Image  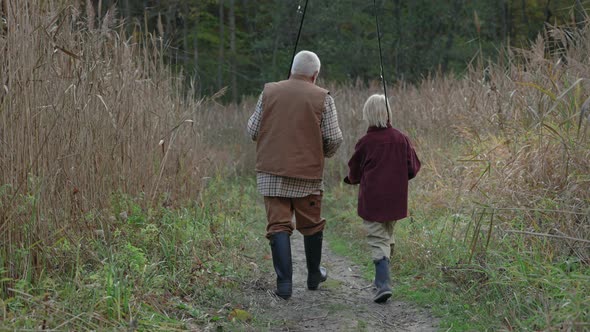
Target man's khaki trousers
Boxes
[264,194,325,238]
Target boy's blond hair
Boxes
[362,94,391,128]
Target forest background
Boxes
[114,0,588,100]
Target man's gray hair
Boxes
[363,94,392,128]
[291,50,321,76]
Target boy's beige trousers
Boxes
[363,220,397,261]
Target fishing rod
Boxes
[286,0,390,124]
[288,0,309,79]
[373,0,391,123]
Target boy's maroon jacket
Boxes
[345,124,421,222]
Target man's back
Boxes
[255,77,328,180]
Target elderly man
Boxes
[247,50,343,300]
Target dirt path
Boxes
[247,232,439,331]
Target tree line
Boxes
[89,0,588,101]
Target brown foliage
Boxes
[0,0,224,285]
[1,0,588,285]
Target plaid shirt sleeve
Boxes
[247,92,264,141]
[321,94,343,157]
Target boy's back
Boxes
[347,124,421,222]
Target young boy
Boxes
[344,94,421,303]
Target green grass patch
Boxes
[0,176,271,330]
[3,177,588,331]
[324,185,590,331]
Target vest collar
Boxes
[289,73,315,83]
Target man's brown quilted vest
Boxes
[255,76,328,180]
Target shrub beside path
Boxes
[244,232,439,331]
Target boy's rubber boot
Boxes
[373,257,392,303]
[304,231,328,290]
[270,232,292,300]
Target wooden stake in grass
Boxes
[468,208,485,264]
[578,96,590,138]
[86,0,94,30]
[150,119,194,207]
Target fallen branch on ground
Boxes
[502,229,590,244]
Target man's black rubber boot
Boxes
[373,257,392,303]
[270,232,292,300]
[304,231,328,290]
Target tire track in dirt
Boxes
[248,232,439,331]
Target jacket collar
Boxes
[367,123,392,133]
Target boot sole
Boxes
[274,291,291,300]
[307,270,328,290]
[373,290,392,303]
[307,277,326,290]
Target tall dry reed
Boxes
[0,0,236,288]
